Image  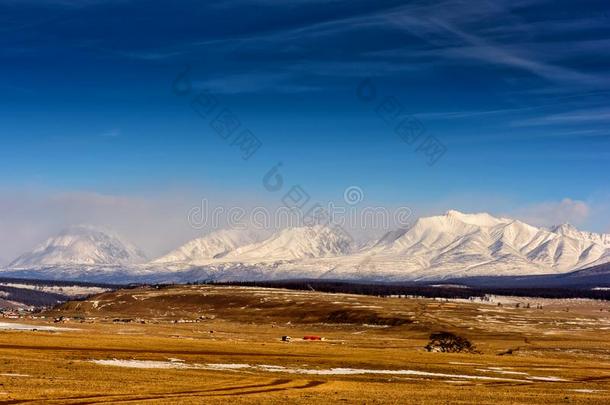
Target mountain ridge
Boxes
[3,211,610,284]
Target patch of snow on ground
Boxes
[477,367,529,376]
[91,360,192,369]
[527,376,567,382]
[571,389,605,393]
[205,363,252,370]
[91,360,526,381]
[0,322,77,331]
[0,283,110,298]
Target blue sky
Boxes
[1,0,609,260]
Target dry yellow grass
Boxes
[0,285,609,404]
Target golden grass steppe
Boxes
[0,285,609,404]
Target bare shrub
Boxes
[425,332,478,353]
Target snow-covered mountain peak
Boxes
[551,223,578,233]
[9,226,147,268]
[152,228,262,264]
[550,223,610,247]
[225,225,354,261]
[444,210,510,227]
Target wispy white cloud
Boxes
[513,107,610,126]
[195,72,320,94]
[510,198,590,227]
[381,14,607,87]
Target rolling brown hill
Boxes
[47,284,415,326]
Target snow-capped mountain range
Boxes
[3,211,610,283]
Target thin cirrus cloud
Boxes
[18,0,607,99]
[115,2,606,118]
[194,73,321,95]
[377,11,608,88]
[195,1,608,102]
[513,107,610,126]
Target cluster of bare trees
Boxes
[425,332,479,353]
